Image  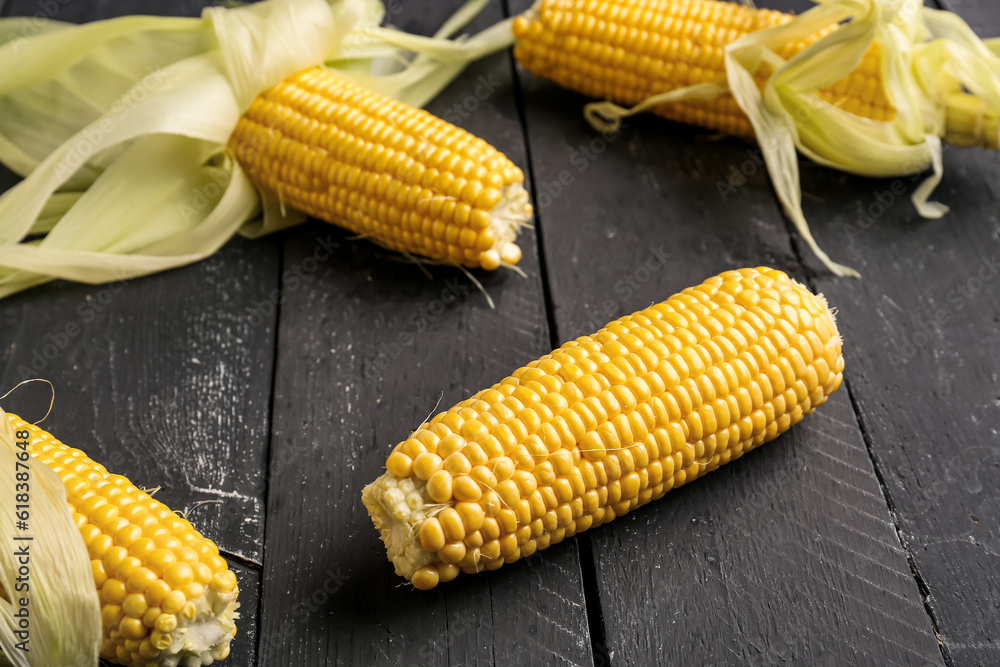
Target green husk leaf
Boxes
[26,193,83,236]
[0,409,101,666]
[205,0,352,110]
[584,0,1000,277]
[0,0,505,300]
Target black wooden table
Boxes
[1,0,997,665]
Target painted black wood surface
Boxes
[0,0,996,665]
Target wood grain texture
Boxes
[256,2,592,665]
[755,0,941,12]
[796,149,1000,667]
[0,236,279,561]
[508,0,944,663]
[228,562,262,667]
[13,0,211,21]
[0,1,275,664]
[769,0,1000,664]
[0,239,276,658]
[2,0,997,665]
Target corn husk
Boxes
[0,0,515,299]
[584,0,1000,276]
[0,408,101,666]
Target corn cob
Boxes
[364,267,843,589]
[6,414,239,667]
[229,68,531,271]
[512,0,894,137]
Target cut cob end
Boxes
[362,475,445,588]
[137,587,238,667]
[479,182,530,270]
[364,268,844,590]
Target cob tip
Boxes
[362,475,446,589]
[480,182,531,270]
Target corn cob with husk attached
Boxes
[0,0,532,300]
[513,0,896,135]
[2,414,239,667]
[508,0,1000,277]
[364,267,843,588]
[229,68,529,271]
[513,0,1000,146]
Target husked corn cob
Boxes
[7,415,239,667]
[512,0,894,137]
[230,68,531,271]
[364,267,843,589]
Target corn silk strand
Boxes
[585,0,1000,277]
[0,0,515,299]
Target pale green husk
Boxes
[0,0,515,299]
[585,0,1000,277]
[0,409,102,667]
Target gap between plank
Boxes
[252,240,286,667]
[841,378,954,666]
[499,0,562,346]
[499,1,605,664]
[775,183,953,667]
[577,533,611,667]
[220,548,264,571]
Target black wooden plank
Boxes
[0,238,278,564]
[781,3,1000,664]
[936,0,997,26]
[257,2,593,665]
[508,0,944,663]
[0,2,276,664]
[228,562,262,667]
[0,243,275,663]
[16,0,210,22]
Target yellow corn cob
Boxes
[364,267,843,589]
[512,0,895,137]
[7,415,239,667]
[229,68,531,271]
